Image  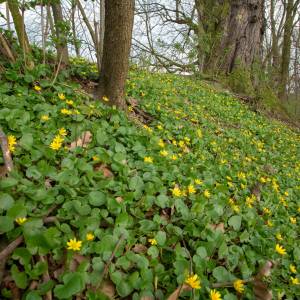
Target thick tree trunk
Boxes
[278,0,294,100]
[95,0,135,109]
[210,0,264,73]
[51,1,69,64]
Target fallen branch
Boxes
[0,128,13,176]
[0,236,24,261]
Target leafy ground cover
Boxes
[0,63,299,299]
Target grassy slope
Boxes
[0,67,299,299]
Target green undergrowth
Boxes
[0,63,299,300]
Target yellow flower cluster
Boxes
[148,238,157,246]
[50,135,64,150]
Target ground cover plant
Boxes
[0,62,299,299]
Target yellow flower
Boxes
[188,184,196,194]
[267,220,273,227]
[290,217,296,224]
[157,125,163,130]
[66,100,74,106]
[196,129,202,138]
[158,139,165,148]
[50,135,64,151]
[58,93,66,100]
[233,279,245,293]
[34,85,41,91]
[171,154,178,160]
[15,217,27,225]
[60,108,72,115]
[172,186,182,197]
[238,172,246,180]
[86,233,95,241]
[102,96,109,102]
[93,155,100,161]
[210,289,222,300]
[275,244,286,255]
[291,277,300,285]
[58,128,67,136]
[195,179,203,185]
[263,207,271,215]
[290,265,297,274]
[232,205,240,213]
[276,233,283,241]
[67,238,82,251]
[73,109,81,115]
[185,274,201,289]
[148,238,157,246]
[41,115,50,121]
[144,156,153,163]
[8,135,17,152]
[160,150,168,157]
[259,176,267,183]
[204,190,211,198]
[178,140,185,148]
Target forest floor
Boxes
[0,63,299,299]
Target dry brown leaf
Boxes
[69,131,92,149]
[210,223,225,233]
[94,163,113,178]
[98,280,115,299]
[132,244,147,254]
[253,261,274,300]
[167,284,192,300]
[44,178,53,189]
[116,196,123,203]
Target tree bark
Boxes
[95,0,135,109]
[210,0,264,73]
[51,1,69,64]
[278,0,296,100]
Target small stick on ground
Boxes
[96,234,125,288]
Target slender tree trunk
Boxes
[51,1,69,64]
[71,1,80,57]
[211,0,265,73]
[99,0,105,66]
[278,0,294,100]
[7,0,33,67]
[95,0,135,109]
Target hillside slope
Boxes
[0,67,299,299]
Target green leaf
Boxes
[25,291,42,300]
[147,246,159,258]
[0,193,14,210]
[228,215,242,231]
[19,133,33,151]
[129,176,144,191]
[0,177,18,188]
[0,216,14,233]
[96,129,108,145]
[54,272,85,299]
[116,281,133,297]
[11,265,28,289]
[89,191,106,206]
[212,266,234,282]
[155,231,166,246]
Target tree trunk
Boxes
[51,1,69,64]
[7,0,33,68]
[211,0,264,73]
[95,0,135,109]
[278,0,295,100]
